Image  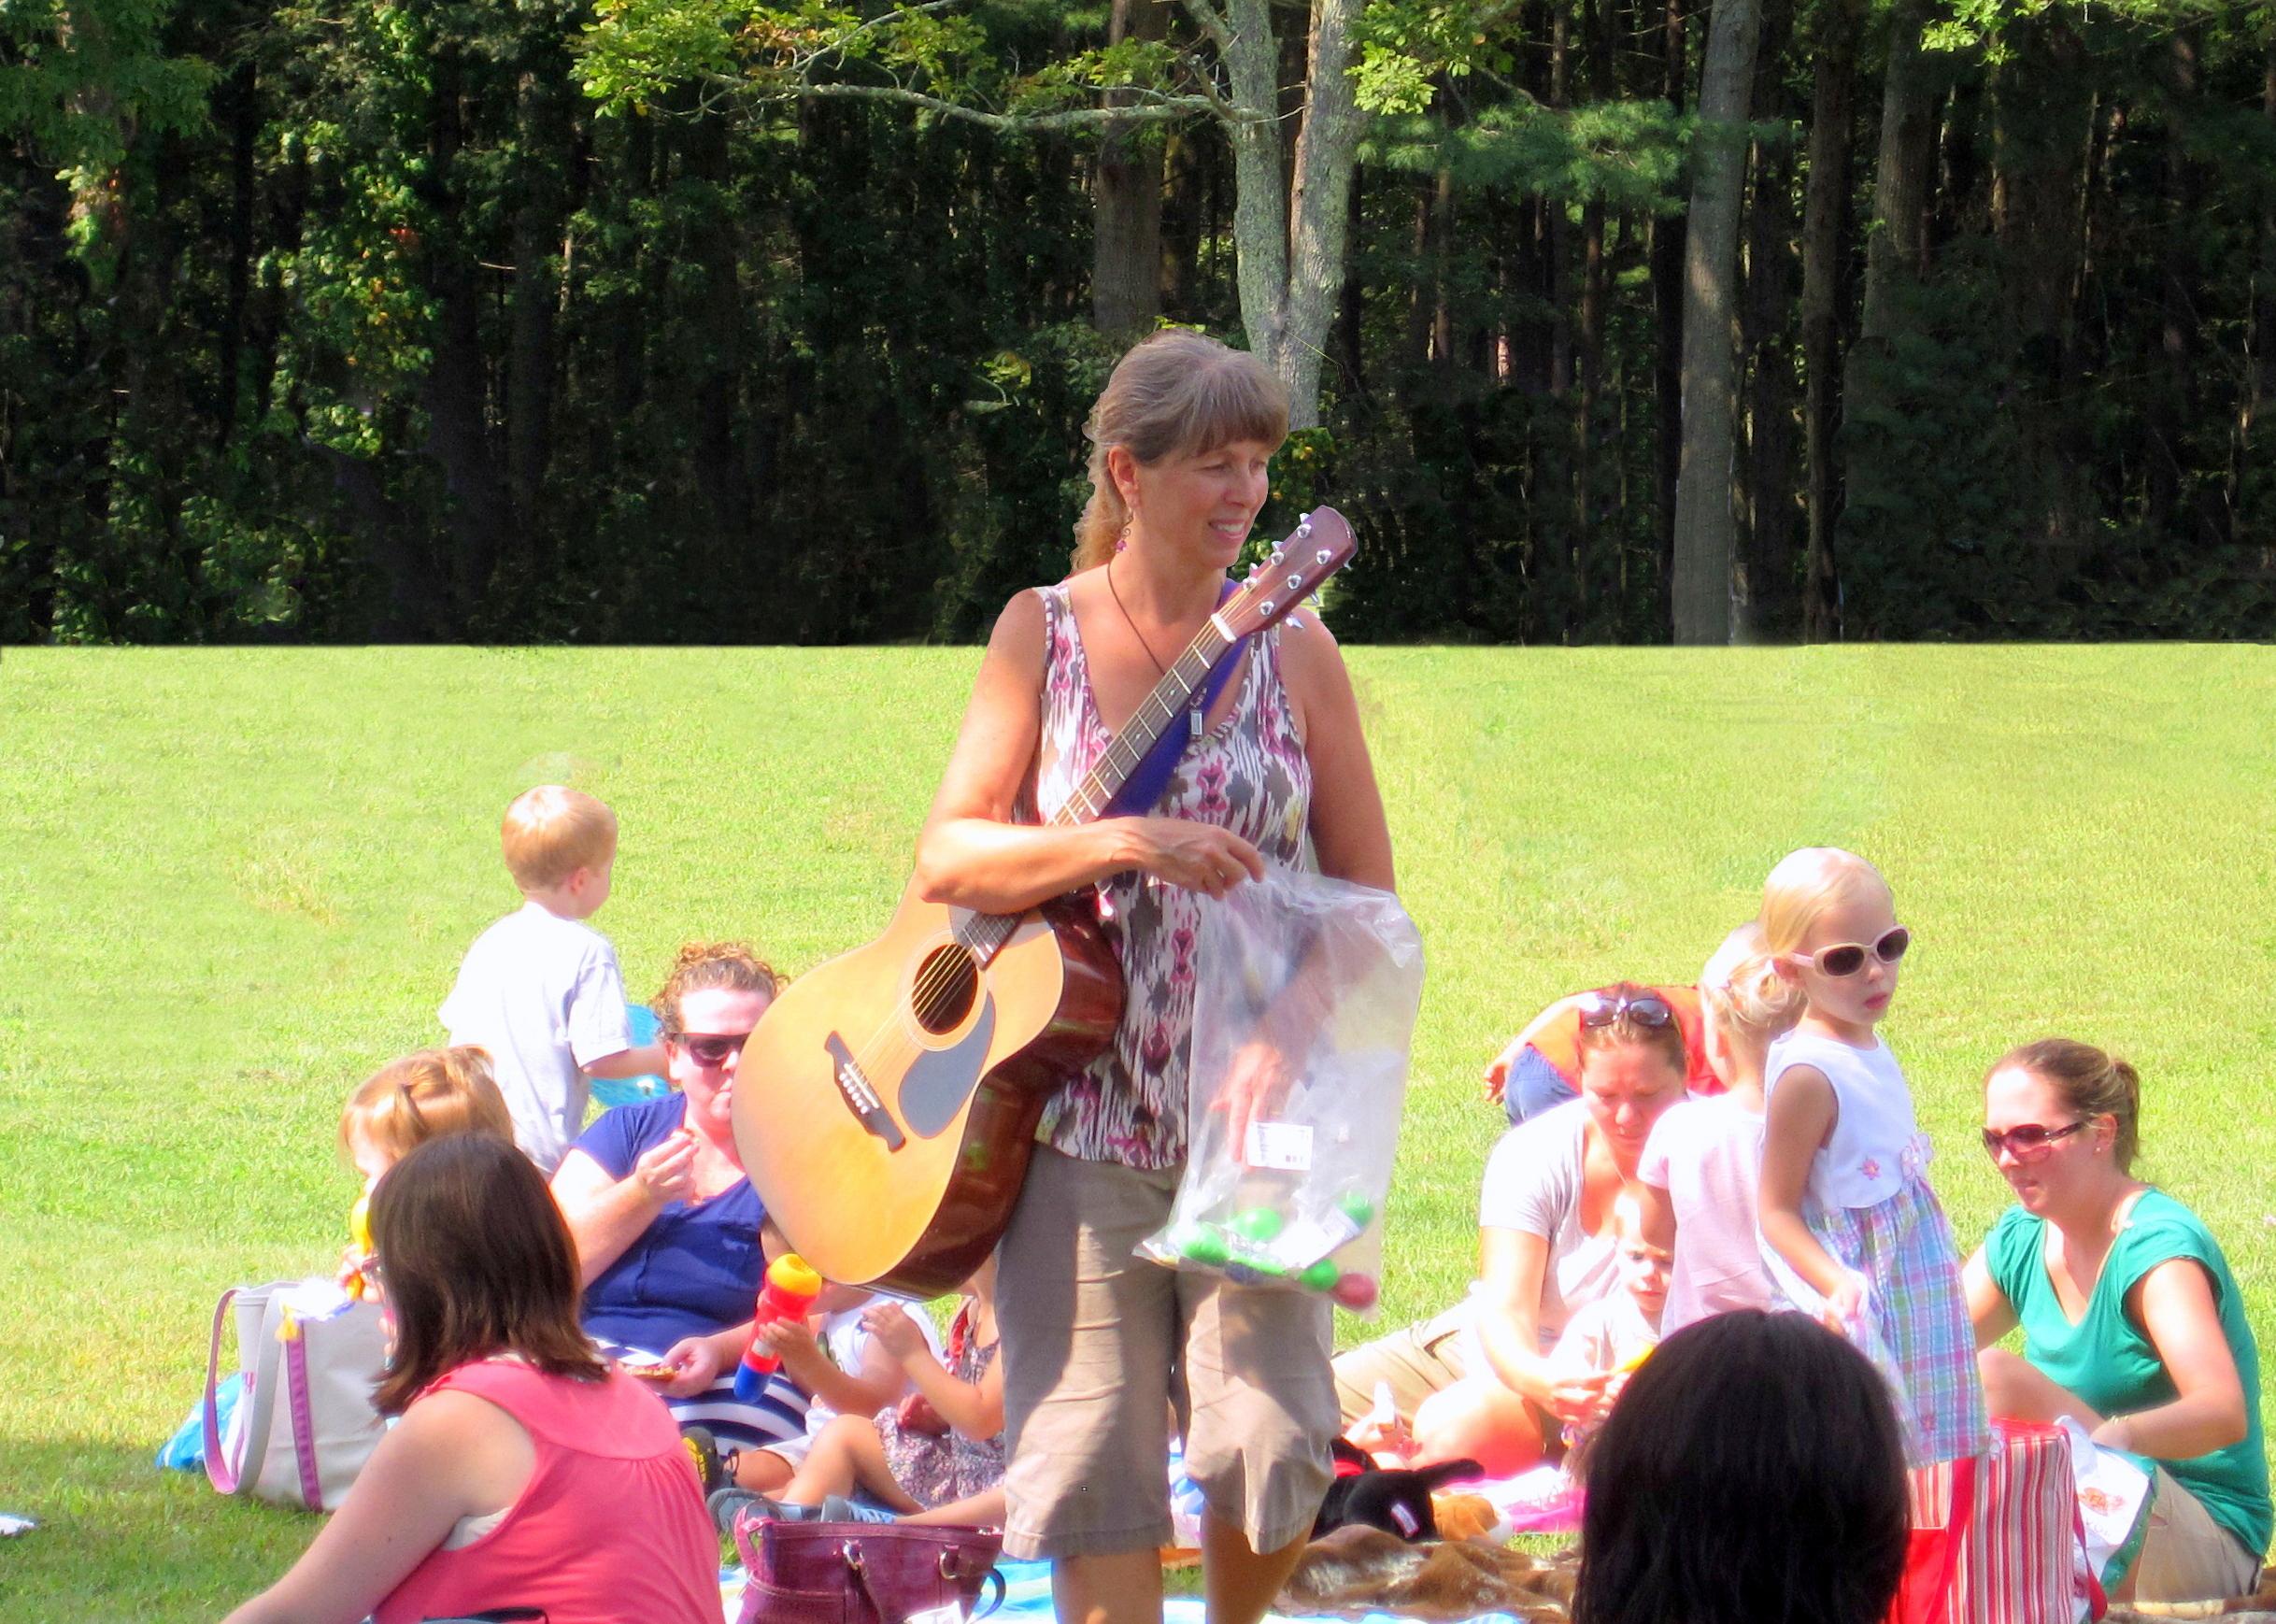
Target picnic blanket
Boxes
[718,1560,1557,1623]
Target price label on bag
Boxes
[1244,1119,1314,1171]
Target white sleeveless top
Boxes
[1763,1031,1927,1210]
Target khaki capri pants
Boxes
[996,1147,1338,1561]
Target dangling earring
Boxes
[1115,519,1131,554]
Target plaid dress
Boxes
[1762,1034,1991,1468]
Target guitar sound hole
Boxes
[912,946,980,1035]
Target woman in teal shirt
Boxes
[1963,1038,2269,1603]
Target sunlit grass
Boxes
[1,644,2269,1618]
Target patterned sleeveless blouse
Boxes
[1027,582,1314,1170]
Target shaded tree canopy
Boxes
[3,0,2271,644]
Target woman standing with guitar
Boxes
[913,329,1395,1624]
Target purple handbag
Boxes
[732,1515,1005,1624]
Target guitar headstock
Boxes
[1221,507,1355,638]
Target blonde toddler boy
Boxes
[440,786,667,1172]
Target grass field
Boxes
[1,644,2271,1620]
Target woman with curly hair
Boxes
[550,940,807,1471]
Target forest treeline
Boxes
[4,0,2273,645]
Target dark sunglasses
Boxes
[1794,926,1911,979]
[1577,990,1675,1030]
[677,1031,754,1068]
[1981,1120,2085,1162]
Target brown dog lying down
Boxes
[1279,1524,1580,1623]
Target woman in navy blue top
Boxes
[551,942,806,1453]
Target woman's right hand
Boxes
[1117,817,1265,898]
[633,1129,697,1204]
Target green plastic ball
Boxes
[1232,1206,1285,1243]
[1336,1190,1376,1227]
[1174,1224,1230,1267]
[1297,1259,1341,1291]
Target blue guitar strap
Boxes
[1101,580,1246,819]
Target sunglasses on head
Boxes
[1981,1120,2085,1161]
[1577,990,1675,1030]
[1793,926,1911,979]
[677,1031,754,1068]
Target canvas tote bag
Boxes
[202,1280,389,1512]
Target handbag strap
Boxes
[839,1532,1006,1624]
[282,1331,325,1510]
[204,1287,280,1497]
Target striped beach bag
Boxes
[1895,1420,2101,1624]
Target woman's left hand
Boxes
[657,1334,724,1398]
[1213,1039,1291,1167]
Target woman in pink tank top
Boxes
[223,1136,718,1624]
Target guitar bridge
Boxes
[823,1033,905,1151]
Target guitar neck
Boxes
[1051,621,1234,830]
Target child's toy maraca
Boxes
[732,1253,823,1402]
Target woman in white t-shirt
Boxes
[1333,986,1691,1474]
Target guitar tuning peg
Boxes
[1285,573,1301,590]
[1270,549,1284,566]
[1316,548,1330,564]
[1261,599,1277,617]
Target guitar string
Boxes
[843,523,1336,1089]
[838,525,1335,1098]
[841,600,1240,1090]
[843,630,1226,1088]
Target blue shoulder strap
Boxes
[1100,580,1246,820]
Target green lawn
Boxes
[2,645,2270,1620]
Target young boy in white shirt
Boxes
[440,786,666,1172]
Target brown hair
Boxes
[367,1134,605,1416]
[653,940,785,1040]
[1071,330,1289,572]
[340,1046,515,1170]
[1988,1037,2143,1175]
[1573,981,1691,1081]
[501,785,618,892]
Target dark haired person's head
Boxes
[1573,1310,1908,1624]
[366,1134,604,1415]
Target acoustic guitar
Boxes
[733,509,1358,1297]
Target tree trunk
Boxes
[216,61,257,448]
[1209,0,1366,428]
[506,51,572,563]
[1735,0,1796,642]
[1093,0,1171,335]
[2147,32,2210,543]
[2243,35,2276,533]
[1650,0,1687,602]
[1669,0,1761,644]
[1857,0,1937,341]
[1799,0,1860,640]
[420,45,512,632]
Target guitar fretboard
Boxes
[953,614,1236,962]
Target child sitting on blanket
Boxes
[683,1295,945,1496]
[338,1046,515,1292]
[711,1258,1004,1530]
[1549,1188,1670,1448]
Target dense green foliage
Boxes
[3,0,2272,643]
[1,646,2271,1617]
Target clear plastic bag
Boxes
[1139,865,1425,1315]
